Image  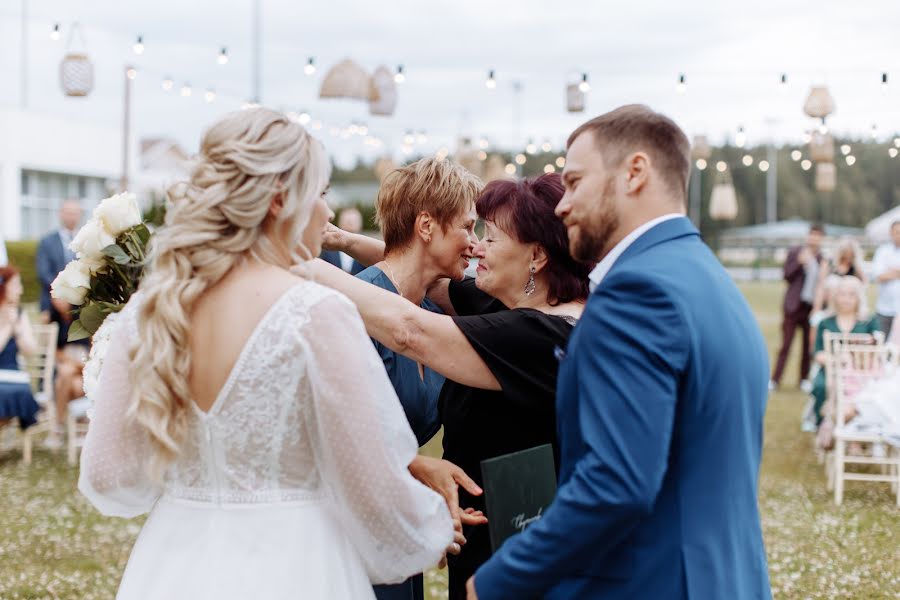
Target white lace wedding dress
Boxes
[78,280,453,599]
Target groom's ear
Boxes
[624,152,650,196]
[268,192,285,218]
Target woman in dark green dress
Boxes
[811,275,881,425]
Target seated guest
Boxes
[312,173,590,600]
[320,207,367,274]
[811,275,881,427]
[0,266,40,430]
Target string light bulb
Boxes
[526,141,537,155]
[742,155,753,166]
[801,159,812,171]
[485,69,497,89]
[676,73,687,94]
[735,126,746,148]
[515,153,527,165]
[403,131,415,145]
[556,156,566,168]
[716,161,727,172]
[217,47,229,65]
[304,57,316,76]
[791,150,802,161]
[541,141,552,152]
[478,138,489,149]
[180,83,192,97]
[758,160,770,172]
[126,67,137,80]
[544,164,555,174]
[870,124,878,140]
[477,151,487,161]
[695,159,707,170]
[505,164,516,175]
[161,77,174,92]
[846,155,856,166]
[780,73,788,86]
[889,148,898,158]
[579,73,590,93]
[299,111,311,125]
[882,72,889,93]
[204,88,216,103]
[394,65,405,84]
[50,23,61,41]
[133,35,144,55]
[840,144,851,156]
[894,137,900,148]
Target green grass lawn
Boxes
[1,282,898,599]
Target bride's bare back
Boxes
[187,262,301,413]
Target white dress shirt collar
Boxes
[588,214,685,292]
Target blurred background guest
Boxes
[771,223,824,391]
[871,220,900,336]
[0,266,40,431]
[810,275,880,428]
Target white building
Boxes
[0,108,137,240]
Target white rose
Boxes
[82,312,119,399]
[70,218,115,260]
[94,192,142,237]
[51,260,91,305]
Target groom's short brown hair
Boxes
[568,104,691,202]
[376,157,482,253]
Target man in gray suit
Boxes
[36,199,84,348]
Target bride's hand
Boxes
[437,523,467,568]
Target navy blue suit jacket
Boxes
[36,231,69,312]
[475,217,771,599]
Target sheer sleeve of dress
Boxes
[301,289,454,584]
[78,301,162,518]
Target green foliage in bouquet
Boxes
[50,192,152,341]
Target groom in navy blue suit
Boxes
[470,106,771,599]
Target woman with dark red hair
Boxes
[311,173,590,598]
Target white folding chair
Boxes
[66,396,91,465]
[21,323,59,465]
[830,345,900,506]
[820,332,883,473]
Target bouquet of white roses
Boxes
[51,192,150,341]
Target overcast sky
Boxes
[1,0,899,167]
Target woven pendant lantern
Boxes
[709,174,738,221]
[60,23,94,97]
[809,131,835,163]
[368,66,397,116]
[566,83,585,113]
[319,59,370,100]
[691,135,712,161]
[815,162,836,192]
[803,86,835,119]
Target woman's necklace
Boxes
[381,260,406,299]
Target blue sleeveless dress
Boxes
[0,335,40,429]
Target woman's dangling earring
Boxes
[524,265,536,296]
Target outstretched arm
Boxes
[321,224,385,268]
[307,259,500,390]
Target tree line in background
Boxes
[331,137,900,237]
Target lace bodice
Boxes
[78,279,453,583]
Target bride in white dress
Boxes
[78,108,456,599]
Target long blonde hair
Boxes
[130,108,331,480]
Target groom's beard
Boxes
[572,177,618,265]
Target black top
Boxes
[439,309,573,498]
[448,277,506,316]
[440,303,574,597]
